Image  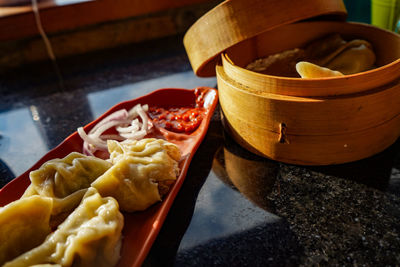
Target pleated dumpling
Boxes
[305,34,376,75]
[324,39,376,75]
[92,138,181,212]
[24,152,112,198]
[23,152,112,226]
[0,196,53,265]
[4,188,124,267]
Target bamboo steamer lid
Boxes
[183,0,347,77]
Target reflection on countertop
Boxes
[172,127,400,266]
[0,35,399,266]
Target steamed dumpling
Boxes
[305,34,376,75]
[24,152,112,198]
[246,33,376,77]
[23,152,112,226]
[296,61,344,78]
[4,188,124,267]
[304,33,346,66]
[324,40,376,75]
[92,138,181,212]
[0,196,53,265]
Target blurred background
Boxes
[344,0,371,23]
[0,0,397,72]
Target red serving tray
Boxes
[0,87,218,267]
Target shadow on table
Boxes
[196,130,304,266]
[308,138,400,193]
[142,117,224,267]
[0,158,15,188]
[174,219,302,267]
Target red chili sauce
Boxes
[148,89,208,134]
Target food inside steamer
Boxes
[246,33,376,78]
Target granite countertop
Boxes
[0,35,399,266]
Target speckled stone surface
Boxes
[0,35,399,266]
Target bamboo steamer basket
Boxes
[184,0,400,165]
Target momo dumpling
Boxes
[24,152,112,198]
[246,33,376,78]
[296,61,344,78]
[304,33,346,66]
[92,138,181,212]
[23,152,112,226]
[324,39,376,75]
[305,34,376,75]
[0,196,52,265]
[4,188,124,267]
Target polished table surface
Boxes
[1,36,399,266]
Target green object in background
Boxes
[396,16,400,32]
[343,0,371,23]
[371,0,400,31]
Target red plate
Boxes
[0,87,218,267]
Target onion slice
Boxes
[77,104,152,156]
[89,109,129,134]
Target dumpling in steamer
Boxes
[246,33,376,77]
[323,40,376,75]
[305,34,376,75]
[296,61,344,78]
[0,196,53,265]
[92,138,182,212]
[23,152,112,226]
[3,188,124,267]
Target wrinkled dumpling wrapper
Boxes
[324,40,376,75]
[23,152,112,226]
[0,196,53,265]
[4,188,124,267]
[305,34,376,75]
[24,152,112,198]
[92,138,181,212]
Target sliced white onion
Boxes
[78,127,108,151]
[89,109,129,134]
[78,103,152,156]
[83,140,95,156]
[128,104,148,119]
[90,119,131,138]
[120,129,147,140]
[116,119,140,133]
[137,106,149,131]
